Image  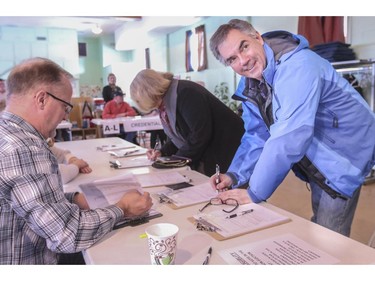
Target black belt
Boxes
[294,156,347,200]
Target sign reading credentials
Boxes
[123,116,163,132]
[103,121,121,135]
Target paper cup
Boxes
[145,223,179,265]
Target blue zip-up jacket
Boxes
[227,31,375,203]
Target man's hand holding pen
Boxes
[210,167,252,205]
[210,166,232,193]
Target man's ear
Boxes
[255,31,264,44]
[35,91,47,110]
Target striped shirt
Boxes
[0,112,123,264]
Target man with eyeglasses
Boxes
[209,19,375,237]
[0,57,152,264]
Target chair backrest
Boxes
[69,97,93,128]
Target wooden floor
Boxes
[268,172,375,246]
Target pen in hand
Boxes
[150,138,161,161]
[202,246,212,265]
[215,164,220,185]
[215,164,228,192]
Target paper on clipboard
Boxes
[108,148,147,158]
[111,156,153,169]
[189,203,291,241]
[135,170,189,188]
[157,182,217,209]
[97,143,136,151]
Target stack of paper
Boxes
[79,173,162,229]
[81,173,142,209]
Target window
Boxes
[185,25,207,72]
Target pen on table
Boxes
[226,209,254,219]
[123,149,139,156]
[202,246,212,265]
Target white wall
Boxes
[348,17,375,59]
[0,26,79,78]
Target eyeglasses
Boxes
[46,92,73,114]
[199,198,239,213]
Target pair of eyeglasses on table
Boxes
[199,198,239,213]
[196,198,239,232]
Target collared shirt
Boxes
[0,112,124,264]
[102,99,137,119]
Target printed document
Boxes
[108,148,147,158]
[219,233,340,264]
[79,173,162,228]
[97,143,136,151]
[112,156,153,169]
[135,170,189,188]
[80,173,142,209]
[158,182,217,208]
[193,203,290,240]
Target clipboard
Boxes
[156,182,217,210]
[187,203,291,241]
[113,212,163,230]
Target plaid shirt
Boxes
[0,112,123,264]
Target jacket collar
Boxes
[232,31,309,101]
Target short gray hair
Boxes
[210,19,258,65]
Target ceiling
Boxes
[0,16,204,38]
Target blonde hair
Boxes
[130,69,173,113]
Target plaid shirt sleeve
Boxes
[0,123,123,264]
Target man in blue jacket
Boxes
[209,19,375,236]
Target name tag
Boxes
[103,121,120,135]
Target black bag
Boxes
[152,155,191,169]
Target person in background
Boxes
[209,19,375,237]
[0,78,7,112]
[102,73,122,104]
[0,57,152,264]
[102,90,138,143]
[47,138,92,184]
[130,68,244,177]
